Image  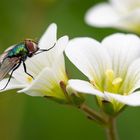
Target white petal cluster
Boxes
[85,0,140,33]
[0,23,69,101]
[65,33,140,109]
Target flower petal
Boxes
[46,36,68,68]
[105,91,140,106]
[39,23,57,50]
[53,36,68,60]
[52,53,67,83]
[102,33,140,78]
[120,9,140,32]
[85,1,140,32]
[0,78,25,92]
[18,67,66,99]
[85,3,120,27]
[65,37,111,81]
[68,79,104,97]
[110,0,140,13]
[12,56,44,85]
[30,35,68,69]
[122,58,140,93]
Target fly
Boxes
[0,39,55,90]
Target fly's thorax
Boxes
[24,39,39,57]
[8,43,28,58]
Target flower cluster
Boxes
[1,23,140,113]
[1,1,140,139]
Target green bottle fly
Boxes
[0,39,55,90]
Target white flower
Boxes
[65,33,140,111]
[85,0,140,33]
[0,23,70,102]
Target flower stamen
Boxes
[105,69,115,92]
[112,77,122,85]
[105,69,114,82]
[26,76,33,83]
[112,77,123,93]
[91,69,123,94]
[105,69,123,93]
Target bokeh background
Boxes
[0,0,140,140]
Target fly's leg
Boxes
[23,61,34,79]
[1,62,21,90]
[35,43,56,55]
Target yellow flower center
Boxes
[105,69,123,93]
[26,76,33,84]
[92,69,123,94]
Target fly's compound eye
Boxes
[25,39,39,54]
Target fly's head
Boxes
[25,39,39,57]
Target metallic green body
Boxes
[8,43,28,58]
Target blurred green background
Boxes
[0,0,140,140]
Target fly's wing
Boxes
[0,57,20,81]
[0,45,16,63]
[4,45,16,52]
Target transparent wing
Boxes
[0,45,15,63]
[4,45,16,52]
[0,57,20,81]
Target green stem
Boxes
[79,104,119,140]
[80,104,119,140]
[79,103,107,125]
[105,117,118,140]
